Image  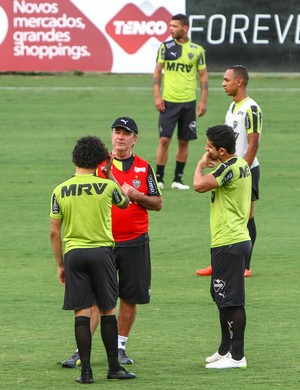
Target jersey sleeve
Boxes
[111,183,127,207]
[147,164,162,196]
[197,46,207,71]
[245,105,263,135]
[50,190,63,219]
[212,158,238,187]
[156,43,165,63]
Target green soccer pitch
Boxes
[1,72,299,389]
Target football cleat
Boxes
[107,367,136,380]
[118,348,134,364]
[171,181,190,190]
[195,265,212,276]
[244,269,252,277]
[62,350,81,368]
[157,181,164,190]
[206,356,247,369]
[205,351,231,363]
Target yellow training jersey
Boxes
[50,174,127,253]
[156,39,206,102]
[210,156,251,247]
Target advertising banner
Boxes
[0,0,299,73]
[187,0,300,72]
[0,0,185,72]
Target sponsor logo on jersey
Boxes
[166,40,176,49]
[61,183,107,197]
[105,3,172,54]
[52,193,60,214]
[239,164,251,178]
[148,174,158,195]
[166,62,193,72]
[134,166,146,173]
[222,169,234,184]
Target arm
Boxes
[244,132,259,167]
[50,218,65,286]
[153,62,165,112]
[193,152,218,193]
[197,68,208,117]
[121,182,163,211]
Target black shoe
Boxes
[107,367,136,380]
[76,367,93,384]
[62,350,81,368]
[118,348,134,364]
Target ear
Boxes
[183,25,189,33]
[236,77,244,87]
[218,147,226,156]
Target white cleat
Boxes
[157,181,164,190]
[205,356,247,369]
[205,351,231,363]
[171,181,190,190]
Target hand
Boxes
[155,97,165,112]
[58,265,65,287]
[101,153,115,177]
[197,100,207,117]
[199,152,218,169]
[121,182,138,201]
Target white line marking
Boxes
[0,87,299,92]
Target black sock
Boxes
[225,306,246,360]
[156,165,165,182]
[173,161,186,182]
[246,218,257,269]
[74,316,91,370]
[218,308,231,356]
[100,315,120,372]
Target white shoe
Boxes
[205,356,247,369]
[157,181,164,190]
[171,181,190,190]
[205,351,231,363]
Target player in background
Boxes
[153,13,208,190]
[196,65,262,277]
[194,125,252,369]
[62,117,162,369]
[50,136,135,383]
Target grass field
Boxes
[1,72,300,389]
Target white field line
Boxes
[0,86,300,92]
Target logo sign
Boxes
[0,0,186,73]
[105,3,172,54]
[186,0,300,72]
[0,0,113,72]
[213,279,226,293]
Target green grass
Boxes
[1,73,300,389]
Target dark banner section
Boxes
[186,0,299,72]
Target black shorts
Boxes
[158,100,197,141]
[251,165,260,201]
[210,241,252,308]
[63,247,118,312]
[114,235,151,304]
